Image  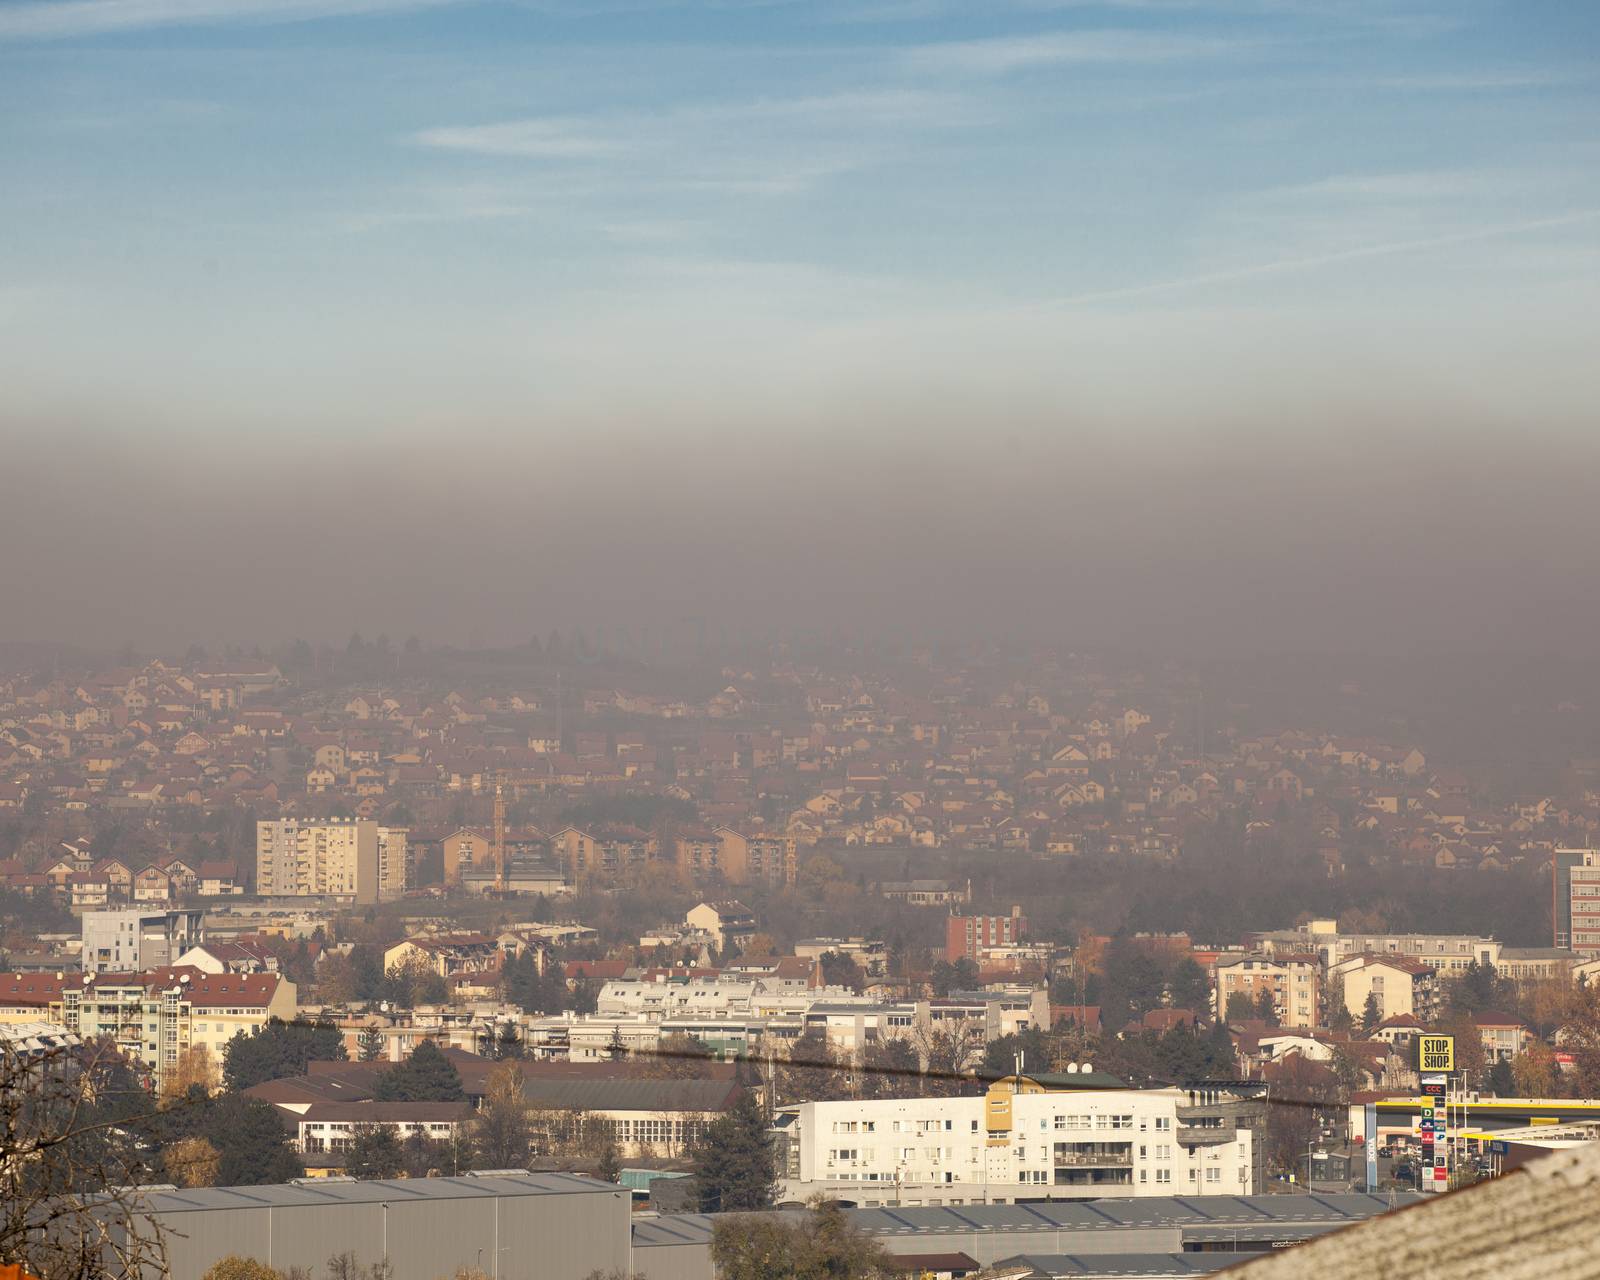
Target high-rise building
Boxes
[946,907,1027,963]
[256,818,407,903]
[1562,849,1600,955]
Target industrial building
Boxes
[116,1172,631,1280]
[628,1193,1419,1280]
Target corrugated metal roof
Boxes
[996,1252,1258,1276]
[1225,1142,1600,1278]
[123,1172,616,1214]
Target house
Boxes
[383,933,502,979]
[685,902,758,954]
[1474,1010,1533,1062]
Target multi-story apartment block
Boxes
[1562,849,1600,956]
[81,908,203,974]
[1260,920,1500,975]
[0,967,296,1091]
[256,818,407,903]
[1331,954,1440,1024]
[553,825,655,881]
[779,1077,1266,1206]
[1215,954,1321,1027]
[946,908,1028,964]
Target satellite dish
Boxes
[1082,1062,1093,1073]
[1066,1063,1079,1074]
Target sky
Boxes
[2,0,1598,652]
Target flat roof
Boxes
[120,1172,617,1214]
[630,1194,1417,1248]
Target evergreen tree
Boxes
[356,1026,385,1062]
[1361,992,1383,1034]
[373,1039,465,1102]
[211,1096,305,1186]
[1487,1057,1516,1098]
[345,1123,405,1179]
[223,1018,347,1092]
[493,1022,525,1061]
[1166,959,1211,1015]
[692,1090,776,1213]
[594,1123,622,1184]
[1253,988,1280,1027]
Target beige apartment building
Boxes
[1215,954,1321,1028]
[256,818,408,903]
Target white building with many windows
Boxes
[777,1076,1265,1207]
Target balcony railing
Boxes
[1176,1125,1236,1146]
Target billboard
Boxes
[1418,1035,1455,1072]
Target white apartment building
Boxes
[1260,920,1500,975]
[256,818,408,903]
[81,908,203,974]
[780,1082,1261,1207]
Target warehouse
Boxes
[628,1193,1419,1279]
[115,1172,631,1280]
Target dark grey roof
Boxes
[630,1195,1418,1250]
[119,1172,619,1214]
[519,1077,741,1114]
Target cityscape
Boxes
[4,0,1600,1275]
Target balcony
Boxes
[1054,1145,1133,1167]
[1177,1124,1237,1147]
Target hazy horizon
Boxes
[3,0,1597,654]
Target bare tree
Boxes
[1,1035,170,1278]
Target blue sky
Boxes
[2,0,1598,437]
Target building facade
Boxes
[81,908,203,975]
[1215,955,1321,1027]
[945,909,1028,964]
[779,1078,1264,1207]
[256,818,408,903]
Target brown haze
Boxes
[3,410,1594,658]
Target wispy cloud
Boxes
[1046,209,1600,307]
[412,88,982,195]
[902,29,1250,76]
[414,118,623,159]
[0,0,465,40]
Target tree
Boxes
[982,1027,1053,1077]
[1223,991,1256,1024]
[224,1018,347,1092]
[1511,1041,1560,1097]
[1487,1057,1516,1098]
[775,1031,849,1103]
[203,1258,284,1280]
[357,1026,386,1062]
[212,1094,305,1186]
[819,951,864,993]
[858,1037,920,1100]
[642,1032,713,1079]
[1,1037,170,1277]
[929,958,978,998]
[493,1022,525,1061]
[710,1200,894,1280]
[472,1063,530,1170]
[692,1090,776,1213]
[594,1123,622,1185]
[168,1135,221,1188]
[1253,987,1280,1027]
[165,1043,218,1098]
[1360,991,1383,1034]
[374,1040,465,1102]
[914,1020,985,1095]
[1166,958,1210,1015]
[346,1123,406,1179]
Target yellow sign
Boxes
[1419,1035,1455,1073]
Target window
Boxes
[1155,1169,1171,1184]
[1206,1168,1221,1183]
[1154,1117,1171,1131]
